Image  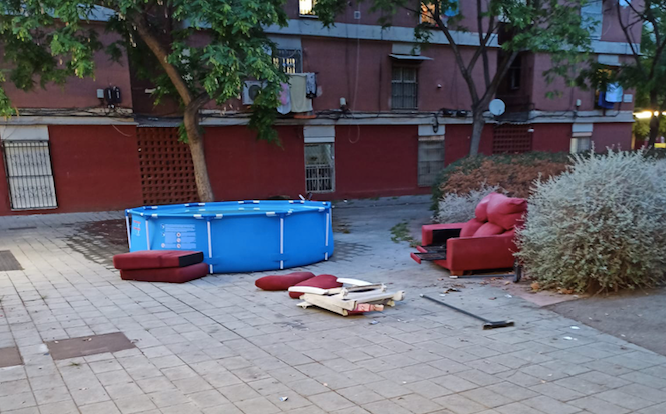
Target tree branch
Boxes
[131,14,195,106]
[430,3,479,103]
[616,0,644,72]
[476,0,491,88]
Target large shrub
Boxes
[436,184,499,224]
[516,151,666,293]
[432,152,570,211]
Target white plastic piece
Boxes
[193,214,203,219]
[337,278,373,286]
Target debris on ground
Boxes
[443,287,461,294]
[369,320,379,325]
[279,397,288,402]
[530,282,540,291]
[489,297,497,300]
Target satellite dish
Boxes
[489,99,506,116]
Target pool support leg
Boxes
[206,219,213,274]
[124,210,132,250]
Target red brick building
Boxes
[0,1,639,214]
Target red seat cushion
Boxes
[120,262,209,283]
[486,194,527,230]
[473,222,505,237]
[113,250,204,270]
[289,274,342,299]
[460,219,485,238]
[255,272,316,291]
[474,193,496,221]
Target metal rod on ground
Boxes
[420,294,514,330]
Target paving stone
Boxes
[521,395,582,414]
[569,396,631,414]
[433,393,488,414]
[79,401,122,414]
[234,396,281,414]
[362,399,413,414]
[391,393,444,414]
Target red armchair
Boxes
[411,193,526,276]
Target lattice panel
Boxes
[492,124,533,154]
[136,127,199,205]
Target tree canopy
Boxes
[0,0,290,201]
[314,0,593,156]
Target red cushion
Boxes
[474,193,496,221]
[492,212,525,231]
[473,222,505,237]
[460,219,485,238]
[114,250,204,270]
[487,194,527,230]
[255,272,316,291]
[289,274,342,299]
[120,262,209,283]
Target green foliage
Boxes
[516,150,666,293]
[0,1,289,143]
[316,0,592,95]
[634,116,666,141]
[0,1,102,100]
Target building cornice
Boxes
[265,19,641,56]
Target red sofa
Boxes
[411,192,526,275]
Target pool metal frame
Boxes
[125,200,333,274]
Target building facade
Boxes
[0,1,639,214]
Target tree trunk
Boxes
[469,109,486,157]
[183,105,215,202]
[648,114,661,148]
[648,92,661,148]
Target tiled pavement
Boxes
[1,201,666,414]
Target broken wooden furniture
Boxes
[288,278,405,316]
[411,192,526,276]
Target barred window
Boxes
[305,143,334,192]
[273,49,302,74]
[392,66,418,110]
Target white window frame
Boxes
[571,123,593,153]
[418,135,445,187]
[0,125,58,210]
[304,126,335,193]
[300,0,317,16]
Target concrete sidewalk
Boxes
[0,199,665,414]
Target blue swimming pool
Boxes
[125,200,334,273]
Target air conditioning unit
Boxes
[242,81,265,105]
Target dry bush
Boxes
[516,151,666,293]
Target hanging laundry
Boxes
[306,73,317,99]
[289,74,313,113]
[277,82,291,115]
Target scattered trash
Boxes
[488,297,497,300]
[323,383,328,387]
[402,381,407,384]
[505,294,512,298]
[530,282,540,291]
[444,288,461,293]
[279,397,288,402]
[83,338,92,342]
[450,276,458,279]
[504,281,511,285]
[621,334,626,337]
[54,341,59,344]
[570,326,580,330]
[562,336,578,341]
[369,320,379,325]
[79,387,87,391]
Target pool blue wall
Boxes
[127,201,334,273]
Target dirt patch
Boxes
[65,219,129,268]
